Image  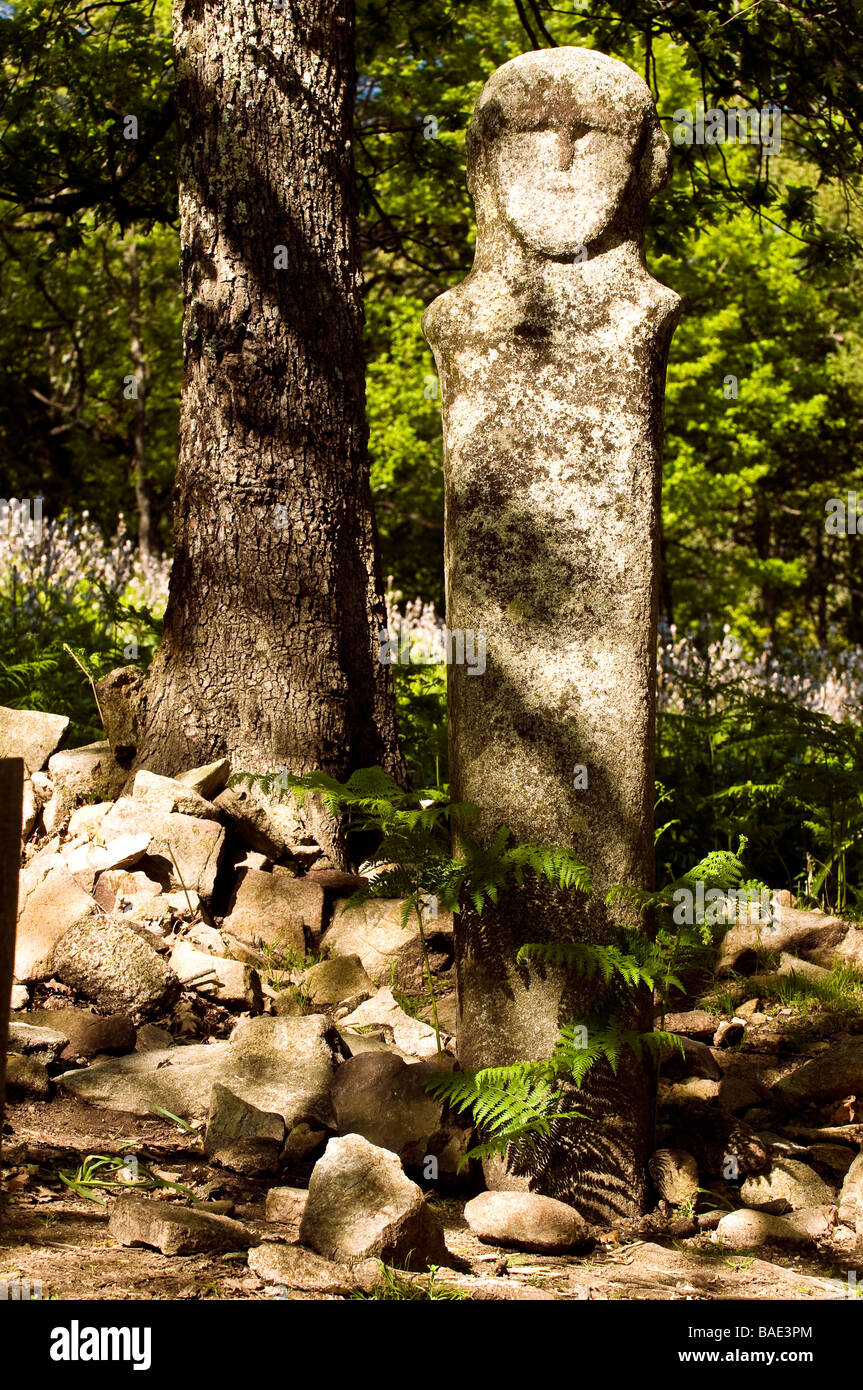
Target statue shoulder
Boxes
[422,278,476,353]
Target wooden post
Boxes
[0,757,23,1158]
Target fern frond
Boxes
[515,940,660,990]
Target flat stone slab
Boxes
[6,1020,69,1064]
[58,1013,342,1127]
[248,1242,382,1295]
[109,1195,255,1256]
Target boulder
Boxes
[95,666,143,760]
[0,705,68,773]
[323,898,454,992]
[299,1134,449,1270]
[222,868,323,954]
[100,799,225,901]
[220,1014,342,1130]
[170,940,262,1010]
[132,770,221,821]
[773,1039,863,1109]
[204,1083,284,1174]
[4,1052,51,1098]
[661,1010,717,1041]
[21,777,39,840]
[715,1205,836,1249]
[339,988,442,1060]
[109,1195,254,1256]
[838,1151,863,1232]
[811,925,863,971]
[14,865,99,982]
[43,741,126,835]
[135,1024,173,1052]
[68,801,114,839]
[648,1148,700,1206]
[330,1052,468,1171]
[740,1158,834,1214]
[213,786,291,860]
[176,759,231,798]
[718,906,847,976]
[301,954,374,1009]
[15,1007,136,1060]
[713,1018,746,1048]
[58,1013,342,1126]
[248,1242,381,1296]
[50,918,179,1017]
[463,1191,588,1253]
[659,1035,721,1081]
[6,1020,69,1065]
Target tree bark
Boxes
[136,0,402,788]
[0,758,23,1160]
[126,235,152,569]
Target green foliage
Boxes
[279,766,591,1055]
[658,678,863,914]
[350,1263,467,1301]
[427,835,751,1176]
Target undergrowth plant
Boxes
[260,766,762,1178]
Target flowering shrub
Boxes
[0,513,169,741]
[658,622,863,724]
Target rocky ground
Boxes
[3,705,863,1301]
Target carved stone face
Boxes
[467,48,671,260]
[491,118,637,256]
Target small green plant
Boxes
[149,1106,202,1136]
[57,1153,192,1204]
[350,1262,467,1300]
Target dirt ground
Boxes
[0,1092,852,1302]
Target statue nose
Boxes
[554,127,590,171]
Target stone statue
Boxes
[423,47,680,1221]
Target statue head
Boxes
[467,48,671,258]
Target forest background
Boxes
[1,0,863,912]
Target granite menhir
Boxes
[423,48,680,1221]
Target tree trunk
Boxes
[126,235,152,569]
[136,0,402,790]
